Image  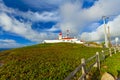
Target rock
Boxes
[93,63,97,67]
[103,65,108,69]
[117,78,120,80]
[101,72,115,80]
[0,63,3,67]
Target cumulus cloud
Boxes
[0,39,15,43]
[0,13,38,42]
[0,12,58,42]
[81,24,104,41]
[60,2,82,34]
[0,39,25,48]
[0,0,59,42]
[0,0,14,14]
[60,0,120,41]
[0,0,59,22]
[61,0,120,28]
[19,11,60,22]
[81,15,120,43]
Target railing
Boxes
[64,47,120,80]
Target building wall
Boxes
[43,39,84,44]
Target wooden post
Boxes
[109,48,112,57]
[117,47,120,52]
[114,48,116,54]
[96,52,100,70]
[102,50,105,60]
[81,58,86,80]
[116,47,118,52]
[119,47,120,52]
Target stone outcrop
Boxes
[101,72,115,80]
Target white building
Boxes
[43,32,84,44]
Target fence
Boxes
[64,47,120,80]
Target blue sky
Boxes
[0,0,120,48]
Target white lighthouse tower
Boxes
[59,32,62,40]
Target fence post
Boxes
[114,48,116,54]
[96,52,100,70]
[81,58,86,80]
[117,47,120,52]
[109,48,112,57]
[119,47,120,52]
[101,50,105,60]
[116,47,118,52]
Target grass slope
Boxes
[0,43,102,80]
[101,52,120,79]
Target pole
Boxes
[114,47,116,54]
[66,29,69,38]
[108,26,111,47]
[103,16,109,48]
[96,52,100,70]
[81,58,86,80]
[109,48,112,57]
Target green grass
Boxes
[100,52,120,78]
[0,43,102,80]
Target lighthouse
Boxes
[43,30,84,44]
[59,32,62,40]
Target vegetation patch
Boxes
[0,43,102,80]
[100,52,120,79]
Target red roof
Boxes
[59,32,62,35]
[62,37,74,40]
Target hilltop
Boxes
[0,43,102,80]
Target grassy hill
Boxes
[0,43,102,80]
[101,52,120,79]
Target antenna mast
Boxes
[66,29,70,38]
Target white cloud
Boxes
[0,12,58,42]
[59,0,120,36]
[0,0,15,14]
[84,0,120,19]
[0,39,25,48]
[80,25,104,41]
[0,0,59,22]
[0,0,59,42]
[60,2,83,34]
[19,11,60,22]
[81,15,120,43]
[108,15,120,38]
[57,0,120,43]
[0,39,15,43]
